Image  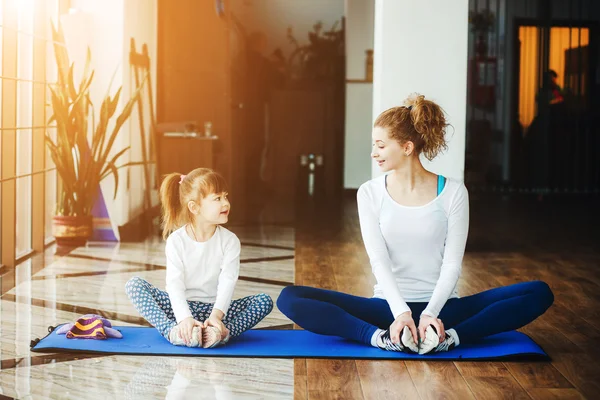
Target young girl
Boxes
[126,168,273,348]
[277,94,553,354]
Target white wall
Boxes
[344,84,373,188]
[234,0,345,58]
[344,0,375,189]
[67,0,124,98]
[61,0,158,237]
[346,0,375,79]
[372,0,469,180]
[123,0,159,225]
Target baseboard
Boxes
[118,205,161,242]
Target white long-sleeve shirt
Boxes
[165,225,241,323]
[357,174,469,319]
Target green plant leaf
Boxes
[46,27,141,217]
[106,161,120,200]
[67,64,78,102]
[98,85,142,169]
[100,161,147,180]
[100,146,130,179]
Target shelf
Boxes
[162,133,219,140]
[346,79,373,84]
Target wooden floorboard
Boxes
[294,195,600,399]
[455,362,530,400]
[355,360,421,400]
[294,359,308,400]
[526,388,586,400]
[307,359,364,400]
[405,361,476,400]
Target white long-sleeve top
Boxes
[165,225,241,323]
[357,174,469,319]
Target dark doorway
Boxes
[514,20,597,193]
[466,0,600,195]
[228,3,346,224]
[156,1,347,226]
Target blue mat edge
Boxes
[31,325,551,362]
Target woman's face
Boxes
[371,126,408,172]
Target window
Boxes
[0,0,60,268]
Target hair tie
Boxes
[179,174,187,184]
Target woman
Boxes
[277,94,553,354]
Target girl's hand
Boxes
[178,317,203,345]
[203,310,230,338]
[419,315,445,344]
[389,311,418,344]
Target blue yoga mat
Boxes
[31,326,548,360]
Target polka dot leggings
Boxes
[125,276,273,339]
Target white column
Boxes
[372,0,469,180]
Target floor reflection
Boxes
[0,225,295,399]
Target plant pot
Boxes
[52,215,93,247]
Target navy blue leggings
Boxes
[277,281,554,345]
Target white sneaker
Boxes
[418,325,440,355]
[431,334,457,353]
[401,326,419,353]
[376,326,418,353]
[219,332,231,345]
[202,326,223,349]
[169,326,203,347]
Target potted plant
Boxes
[469,9,495,57]
[286,21,344,83]
[46,24,140,247]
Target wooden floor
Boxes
[293,194,600,400]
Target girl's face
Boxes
[371,126,408,172]
[190,192,230,224]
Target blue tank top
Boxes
[437,175,446,195]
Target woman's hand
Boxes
[203,309,230,338]
[389,311,418,344]
[419,315,445,344]
[178,317,203,345]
